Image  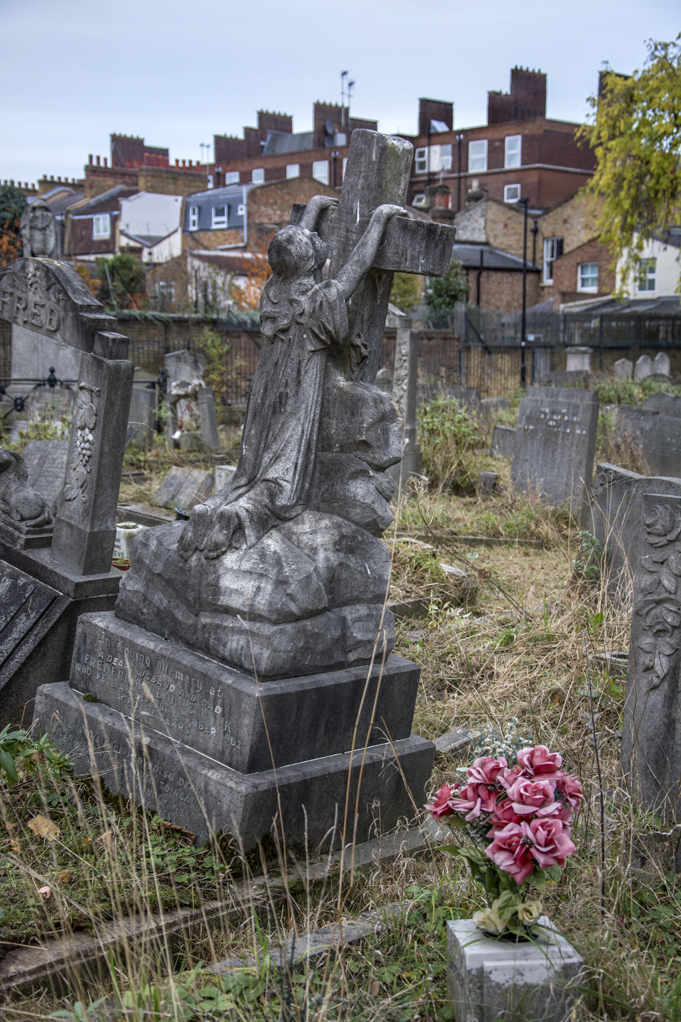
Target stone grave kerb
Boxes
[291,129,456,384]
[0,257,134,575]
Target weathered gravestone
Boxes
[587,462,681,601]
[20,439,69,513]
[634,355,654,382]
[491,425,516,459]
[617,400,681,478]
[0,256,133,726]
[152,467,214,511]
[653,352,672,378]
[565,346,592,372]
[127,385,157,449]
[34,129,455,849]
[388,311,422,491]
[622,493,681,825]
[511,386,598,517]
[614,358,633,381]
[164,351,220,452]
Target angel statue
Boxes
[178,195,404,562]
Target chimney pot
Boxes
[96,156,101,166]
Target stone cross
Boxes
[292,129,455,383]
[0,257,133,575]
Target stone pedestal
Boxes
[447,918,584,1022]
[565,346,592,373]
[34,610,434,848]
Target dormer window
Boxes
[188,206,199,230]
[93,213,111,239]
[212,205,227,229]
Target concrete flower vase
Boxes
[447,917,584,1022]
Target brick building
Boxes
[206,103,377,189]
[404,68,595,213]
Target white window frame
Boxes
[637,258,657,293]
[312,160,329,185]
[188,205,199,231]
[577,262,599,292]
[251,168,265,183]
[504,135,522,169]
[211,205,228,229]
[439,143,452,170]
[207,174,214,189]
[412,193,427,207]
[225,171,239,184]
[286,164,300,179]
[237,204,245,217]
[92,213,111,239]
[543,236,563,284]
[504,184,521,203]
[415,147,428,174]
[468,139,488,173]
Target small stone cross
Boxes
[292,129,455,382]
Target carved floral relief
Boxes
[635,502,681,689]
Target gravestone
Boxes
[511,386,598,517]
[617,404,681,477]
[653,352,672,378]
[622,492,681,822]
[214,464,236,493]
[565,346,592,372]
[152,467,214,511]
[388,312,422,491]
[34,129,454,850]
[481,397,509,416]
[634,355,654,382]
[614,358,633,381]
[198,387,220,452]
[0,256,133,727]
[164,351,219,452]
[490,425,516,459]
[127,386,157,449]
[448,385,481,409]
[20,439,69,512]
[587,462,681,601]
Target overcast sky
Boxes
[1,0,678,186]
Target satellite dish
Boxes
[325,118,334,136]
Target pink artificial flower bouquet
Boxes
[426,744,584,938]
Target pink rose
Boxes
[487,800,523,829]
[527,816,576,870]
[450,782,499,821]
[425,783,458,819]
[517,745,562,779]
[505,776,561,817]
[498,764,527,790]
[467,756,508,786]
[486,822,535,885]
[556,773,584,813]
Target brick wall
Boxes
[465,268,540,312]
[552,238,615,307]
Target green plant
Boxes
[0,724,71,785]
[199,327,230,416]
[572,529,606,583]
[96,253,147,310]
[424,259,468,312]
[418,396,487,493]
[390,271,421,312]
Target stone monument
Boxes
[34,129,456,849]
[617,400,681,477]
[164,351,220,452]
[511,386,598,519]
[622,493,681,822]
[0,256,133,726]
[565,346,592,373]
[388,310,422,491]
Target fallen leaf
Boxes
[369,980,381,997]
[9,839,20,853]
[98,830,114,850]
[58,870,70,884]
[28,815,60,842]
[551,692,561,706]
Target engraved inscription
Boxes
[0,260,64,332]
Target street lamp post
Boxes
[519,196,529,386]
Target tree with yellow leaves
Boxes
[579,36,681,290]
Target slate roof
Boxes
[452,243,540,272]
[261,131,315,156]
[562,296,681,316]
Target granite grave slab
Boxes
[511,385,598,517]
[152,467,214,511]
[617,404,681,477]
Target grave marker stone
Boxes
[653,351,672,377]
[127,386,157,449]
[0,256,133,726]
[622,492,681,821]
[214,464,236,493]
[634,355,654,382]
[491,425,515,459]
[34,129,453,849]
[511,386,598,517]
[587,462,681,600]
[152,466,214,511]
[614,358,633,380]
[565,346,592,372]
[388,312,422,490]
[617,404,681,477]
[20,439,69,512]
